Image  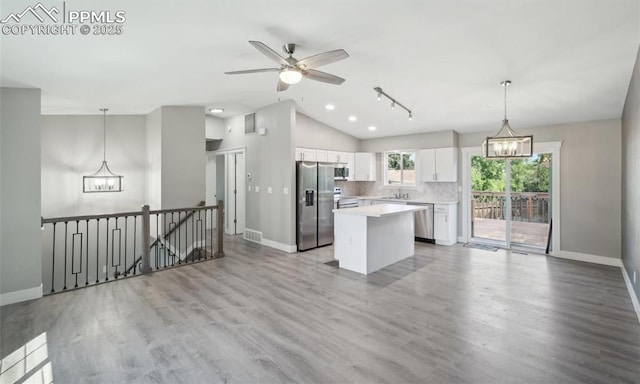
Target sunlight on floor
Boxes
[0,332,53,384]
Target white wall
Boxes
[0,87,42,305]
[206,115,225,139]
[295,113,359,151]
[42,115,148,217]
[216,100,296,249]
[359,130,458,152]
[459,119,622,260]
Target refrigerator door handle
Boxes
[305,190,315,206]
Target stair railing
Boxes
[41,200,224,294]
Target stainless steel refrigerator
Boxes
[297,161,335,251]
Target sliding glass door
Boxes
[470,153,552,250]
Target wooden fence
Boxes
[472,192,550,223]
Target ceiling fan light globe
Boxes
[279,68,302,84]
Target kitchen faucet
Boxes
[394,187,409,199]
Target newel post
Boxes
[215,200,225,258]
[141,204,152,273]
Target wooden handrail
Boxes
[42,201,213,225]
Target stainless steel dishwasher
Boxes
[413,203,434,242]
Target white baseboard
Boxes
[261,238,297,253]
[621,265,640,324]
[457,236,465,243]
[243,233,297,253]
[553,250,622,267]
[0,284,42,307]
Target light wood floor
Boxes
[1,237,639,383]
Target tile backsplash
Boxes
[335,180,459,202]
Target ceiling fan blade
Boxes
[249,40,289,66]
[224,68,280,75]
[303,69,345,85]
[296,49,349,69]
[277,79,289,92]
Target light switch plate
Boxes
[255,186,259,192]
[268,187,272,194]
[283,187,288,195]
[248,185,251,191]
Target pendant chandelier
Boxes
[83,108,123,193]
[482,80,533,159]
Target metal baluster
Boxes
[96,219,100,283]
[105,218,109,281]
[85,220,90,285]
[191,210,195,262]
[132,216,137,275]
[156,213,160,269]
[51,223,56,293]
[63,221,68,290]
[123,216,128,277]
[200,210,204,260]
[74,220,79,288]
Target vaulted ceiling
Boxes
[1,0,638,138]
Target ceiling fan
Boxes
[225,41,349,92]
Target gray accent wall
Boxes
[160,107,205,209]
[459,119,622,260]
[0,88,42,302]
[295,113,359,151]
[146,106,205,210]
[622,46,640,303]
[217,100,296,247]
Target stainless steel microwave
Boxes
[334,166,349,180]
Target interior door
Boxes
[235,153,245,235]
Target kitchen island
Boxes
[333,204,427,275]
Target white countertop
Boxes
[333,203,426,217]
[355,196,458,205]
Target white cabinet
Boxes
[346,152,355,181]
[295,147,317,162]
[418,147,458,182]
[315,149,328,162]
[354,152,377,181]
[327,150,349,163]
[434,204,457,246]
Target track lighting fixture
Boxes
[373,87,413,121]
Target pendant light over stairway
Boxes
[83,108,123,193]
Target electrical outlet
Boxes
[102,266,106,273]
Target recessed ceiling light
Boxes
[209,108,224,113]
[368,126,376,131]
[325,104,335,111]
[348,116,357,122]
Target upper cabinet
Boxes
[315,149,328,162]
[295,147,317,162]
[327,150,349,164]
[346,152,355,181]
[354,152,377,181]
[418,147,458,182]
